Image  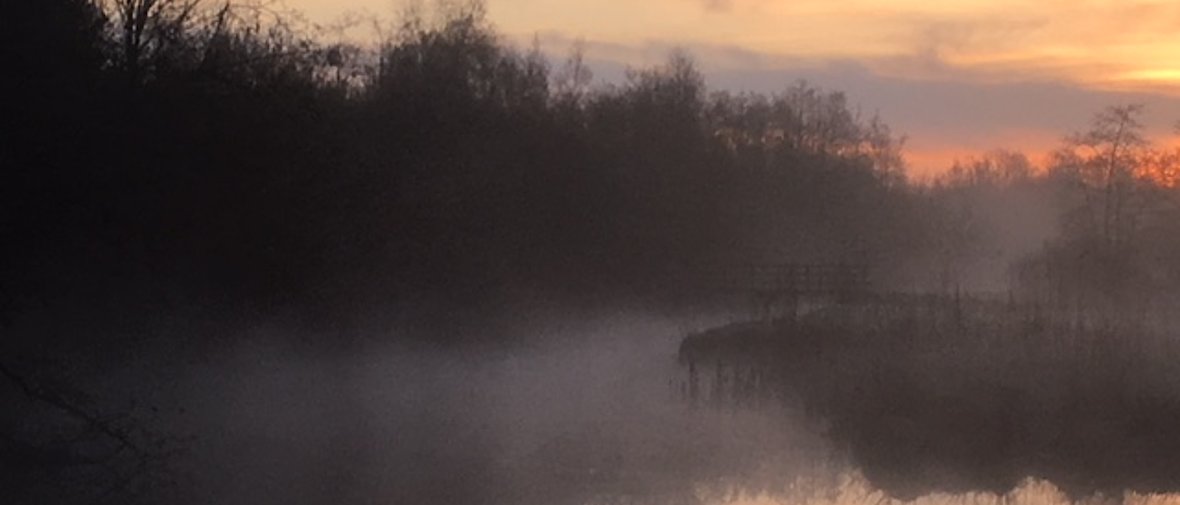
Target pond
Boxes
[56,309,1180,505]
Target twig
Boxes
[0,359,143,456]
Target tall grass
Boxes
[679,296,1180,500]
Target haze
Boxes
[10,1,1180,504]
[286,0,1180,175]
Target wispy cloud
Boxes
[523,30,1180,174]
[480,0,1180,93]
[288,0,1180,172]
[699,0,732,13]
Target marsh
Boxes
[7,1,1180,503]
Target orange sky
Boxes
[286,0,1180,176]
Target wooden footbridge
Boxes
[696,262,873,319]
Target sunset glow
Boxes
[291,0,1180,89]
[287,0,1180,174]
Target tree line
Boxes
[5,0,1180,344]
[7,2,1180,502]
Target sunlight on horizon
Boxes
[282,0,1180,175]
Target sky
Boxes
[286,0,1180,176]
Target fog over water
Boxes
[149,312,823,505]
[81,310,1172,505]
[12,1,1180,503]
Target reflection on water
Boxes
[715,474,1180,505]
[679,302,1180,503]
[136,313,1180,505]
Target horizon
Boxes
[287,0,1180,176]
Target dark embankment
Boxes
[678,297,1180,501]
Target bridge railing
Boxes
[695,262,872,299]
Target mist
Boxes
[54,311,832,505]
[9,1,1180,504]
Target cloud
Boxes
[708,60,1180,173]
[516,29,1180,174]
[484,0,1180,96]
[700,0,732,13]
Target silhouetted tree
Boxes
[1053,104,1150,248]
[4,0,923,337]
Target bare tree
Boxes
[1055,104,1149,247]
[551,40,594,109]
[104,0,201,83]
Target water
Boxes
[88,311,1180,504]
